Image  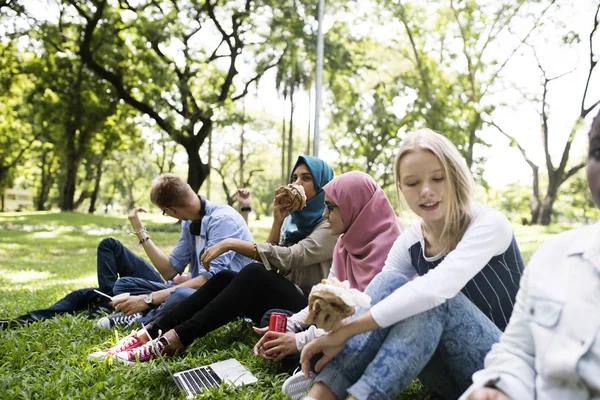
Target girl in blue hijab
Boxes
[282,155,334,244]
[92,155,339,363]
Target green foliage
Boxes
[485,183,532,224]
[485,169,600,226]
[553,170,600,224]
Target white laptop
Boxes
[141,323,258,398]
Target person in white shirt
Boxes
[299,129,525,400]
[461,111,600,400]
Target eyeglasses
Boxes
[162,207,170,216]
[325,203,338,213]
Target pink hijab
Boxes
[322,171,403,291]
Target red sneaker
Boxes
[115,336,176,364]
[87,331,145,361]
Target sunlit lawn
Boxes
[0,211,575,399]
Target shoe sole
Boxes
[282,372,314,400]
[87,351,111,362]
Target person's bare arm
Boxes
[128,206,178,280]
[236,189,252,225]
[201,238,257,270]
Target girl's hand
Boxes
[201,240,230,271]
[299,329,348,377]
[253,329,298,361]
[273,193,291,222]
[466,388,511,400]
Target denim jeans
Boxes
[97,238,165,296]
[23,287,108,321]
[96,237,198,324]
[315,271,501,400]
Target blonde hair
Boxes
[394,128,473,252]
[150,173,193,208]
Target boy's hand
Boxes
[128,207,148,232]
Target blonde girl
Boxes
[299,129,524,400]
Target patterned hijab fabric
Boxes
[282,155,334,244]
[323,171,403,291]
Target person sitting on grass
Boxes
[88,155,338,363]
[460,110,600,400]
[251,171,403,399]
[94,173,254,328]
[298,128,525,400]
[0,180,253,331]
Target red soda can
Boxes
[265,313,287,358]
[268,313,287,337]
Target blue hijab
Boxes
[283,155,334,244]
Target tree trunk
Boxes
[537,195,555,225]
[239,107,245,187]
[0,166,8,185]
[74,191,90,209]
[37,150,50,211]
[281,92,287,184]
[287,77,295,180]
[183,142,209,193]
[88,156,104,213]
[181,125,210,193]
[306,89,311,155]
[536,173,560,225]
[60,132,78,211]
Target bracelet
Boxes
[129,228,147,235]
[253,242,258,260]
[139,236,151,245]
[240,206,251,212]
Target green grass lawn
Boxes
[0,212,575,399]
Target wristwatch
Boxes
[144,293,155,309]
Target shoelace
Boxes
[132,330,164,359]
[114,333,139,352]
[110,313,140,326]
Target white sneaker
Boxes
[282,368,315,400]
[96,312,142,329]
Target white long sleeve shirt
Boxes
[370,203,522,330]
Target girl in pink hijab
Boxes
[253,171,403,392]
[323,171,403,291]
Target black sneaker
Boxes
[87,305,113,320]
[0,316,32,330]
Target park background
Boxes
[1,0,599,398]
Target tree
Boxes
[0,42,41,190]
[390,0,557,172]
[67,0,289,192]
[491,3,600,225]
[20,12,121,211]
[328,81,403,187]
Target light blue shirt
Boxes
[168,199,254,280]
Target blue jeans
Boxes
[97,238,166,295]
[315,271,501,400]
[96,238,196,324]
